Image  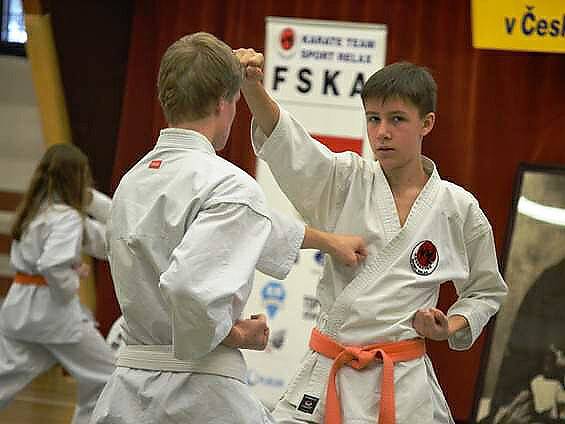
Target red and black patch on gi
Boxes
[410,240,439,276]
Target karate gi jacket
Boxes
[0,189,111,344]
[92,128,303,424]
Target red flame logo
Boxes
[416,240,437,268]
[280,27,295,51]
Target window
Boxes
[1,0,26,56]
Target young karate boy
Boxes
[90,33,366,424]
[236,50,508,424]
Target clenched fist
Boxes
[327,234,368,267]
[412,308,449,341]
[233,48,264,82]
[222,314,270,351]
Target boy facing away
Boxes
[236,50,508,424]
[90,33,366,424]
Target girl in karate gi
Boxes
[0,143,115,424]
[236,51,508,424]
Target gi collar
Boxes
[155,128,216,155]
[421,156,439,180]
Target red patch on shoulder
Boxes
[149,160,162,169]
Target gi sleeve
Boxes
[251,108,354,231]
[82,189,112,259]
[36,208,83,302]
[447,207,508,350]
[256,209,304,280]
[86,188,112,223]
[159,202,272,360]
[82,217,108,260]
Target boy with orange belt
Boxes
[236,49,508,424]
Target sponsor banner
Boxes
[243,17,386,408]
[263,16,387,156]
[472,0,565,53]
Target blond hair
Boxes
[11,143,92,240]
[157,32,242,125]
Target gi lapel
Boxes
[324,157,442,338]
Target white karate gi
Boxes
[251,109,508,424]
[0,189,115,424]
[90,128,305,424]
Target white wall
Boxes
[0,54,44,284]
[0,54,43,191]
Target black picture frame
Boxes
[472,163,565,423]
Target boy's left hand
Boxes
[412,308,449,341]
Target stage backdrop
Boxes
[242,17,387,408]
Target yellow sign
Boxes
[472,0,565,53]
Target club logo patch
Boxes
[410,240,439,276]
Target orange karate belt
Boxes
[309,328,426,424]
[14,272,47,286]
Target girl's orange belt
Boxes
[14,272,47,286]
[309,328,426,424]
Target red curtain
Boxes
[103,0,565,420]
[44,0,134,338]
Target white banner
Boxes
[243,16,387,409]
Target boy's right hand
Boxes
[234,48,264,82]
[222,314,270,351]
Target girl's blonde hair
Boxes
[11,143,93,240]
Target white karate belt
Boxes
[117,344,247,383]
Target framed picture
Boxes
[473,163,565,423]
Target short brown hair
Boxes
[11,143,93,240]
[157,32,243,125]
[361,62,437,117]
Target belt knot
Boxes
[342,346,375,369]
